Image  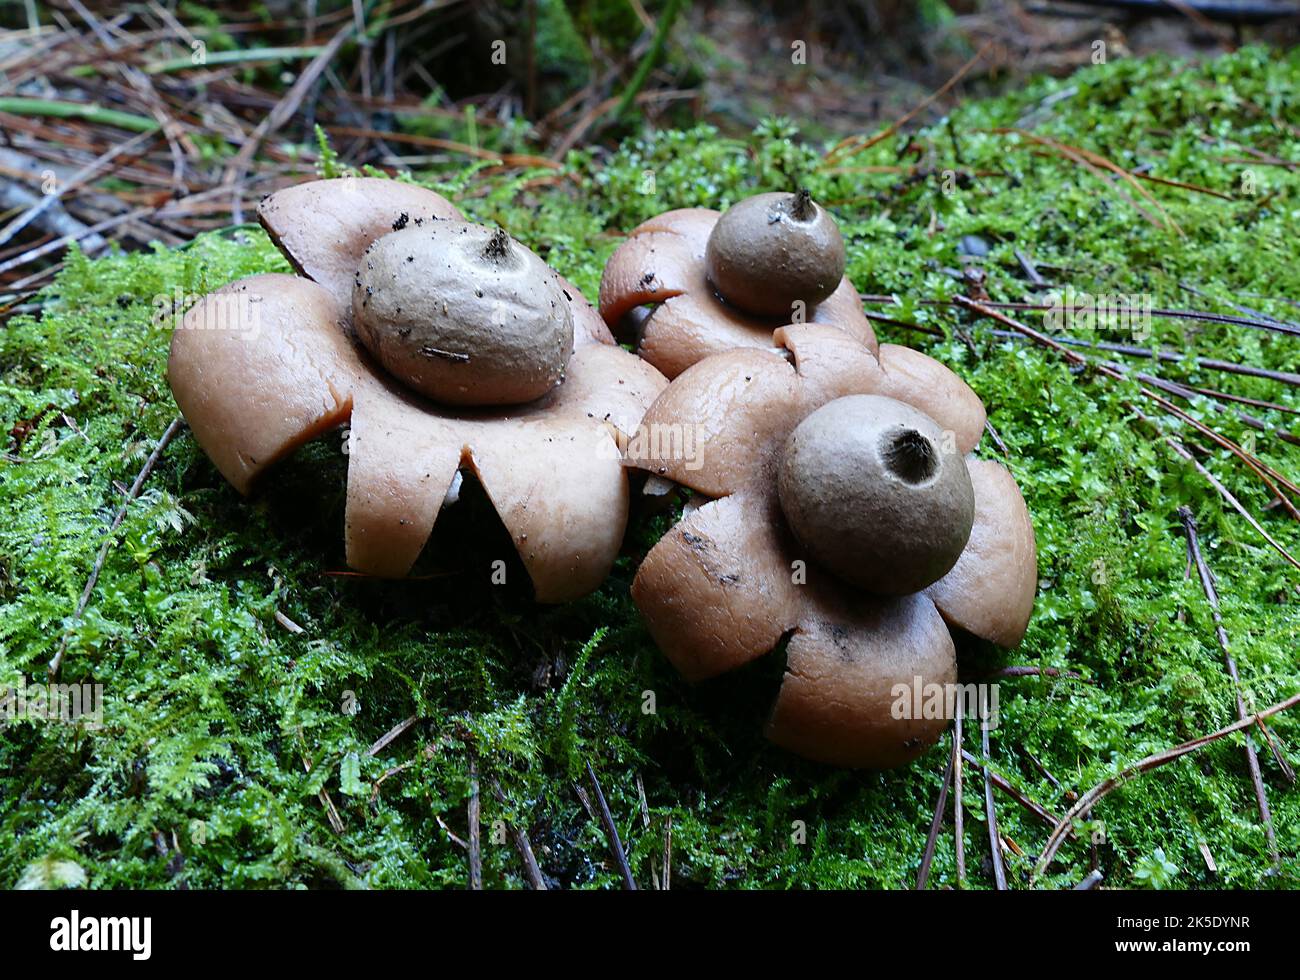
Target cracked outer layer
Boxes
[171,180,667,602]
[628,324,1036,767]
[598,207,877,378]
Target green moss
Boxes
[2,47,1299,889]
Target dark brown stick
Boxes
[863,293,1300,337]
[487,776,546,890]
[1131,408,1300,570]
[961,750,1072,831]
[365,715,418,757]
[223,22,353,219]
[1025,749,1066,796]
[663,815,672,891]
[983,328,1300,388]
[1180,280,1300,336]
[1130,368,1300,448]
[987,665,1091,683]
[954,296,1300,515]
[954,711,965,885]
[983,419,1010,457]
[1074,869,1104,890]
[585,760,637,890]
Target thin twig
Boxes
[954,710,965,885]
[223,22,353,220]
[1132,408,1300,571]
[584,760,637,890]
[296,727,345,834]
[0,130,156,248]
[961,750,1073,832]
[986,665,1091,683]
[1033,689,1300,879]
[662,815,672,891]
[1025,750,1067,797]
[487,776,546,890]
[0,204,156,276]
[365,715,418,757]
[1181,280,1300,337]
[467,758,482,890]
[983,419,1010,457]
[1179,506,1280,869]
[634,772,659,889]
[981,694,1007,890]
[983,329,1300,388]
[995,128,1178,232]
[1127,367,1300,450]
[955,295,1300,523]
[49,416,184,678]
[824,43,991,166]
[917,730,957,889]
[862,293,1300,339]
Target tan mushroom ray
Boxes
[170,179,666,602]
[628,324,1036,768]
[598,207,877,379]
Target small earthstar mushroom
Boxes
[353,222,573,406]
[705,190,846,317]
[598,205,872,379]
[777,394,975,595]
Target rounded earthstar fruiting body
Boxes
[626,323,1037,768]
[597,207,875,379]
[167,177,668,603]
[705,191,846,318]
[353,223,573,406]
[777,394,975,595]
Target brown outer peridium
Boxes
[168,271,665,603]
[628,486,959,766]
[597,207,876,379]
[168,274,359,495]
[631,490,800,682]
[766,590,957,769]
[926,457,1037,647]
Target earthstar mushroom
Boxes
[598,202,875,378]
[627,324,1037,767]
[168,177,667,602]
